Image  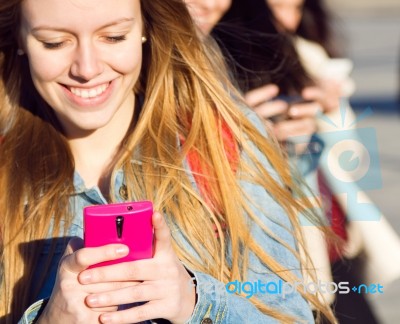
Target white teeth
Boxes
[69,83,109,99]
[89,89,97,97]
[81,90,89,98]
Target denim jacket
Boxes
[19,109,314,324]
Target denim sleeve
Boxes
[185,110,314,323]
[185,201,314,323]
[187,264,313,323]
[287,133,324,180]
[18,299,47,324]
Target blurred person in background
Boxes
[215,0,400,323]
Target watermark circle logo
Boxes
[327,139,370,182]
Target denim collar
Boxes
[72,169,125,204]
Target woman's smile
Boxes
[61,79,115,108]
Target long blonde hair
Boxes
[0,0,336,322]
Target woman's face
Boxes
[267,0,304,32]
[184,0,232,35]
[19,0,144,137]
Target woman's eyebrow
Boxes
[31,17,135,33]
[98,17,135,29]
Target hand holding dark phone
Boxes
[84,201,154,268]
[269,95,312,123]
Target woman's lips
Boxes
[61,80,114,107]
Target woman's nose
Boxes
[70,41,104,81]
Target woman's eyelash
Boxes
[42,42,64,49]
[105,35,127,43]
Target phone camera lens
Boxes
[127,205,133,211]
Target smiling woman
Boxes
[1,0,330,323]
[19,0,142,136]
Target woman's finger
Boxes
[90,306,119,313]
[79,258,158,284]
[289,101,322,118]
[61,242,129,274]
[86,282,165,309]
[253,100,289,120]
[59,237,85,274]
[152,211,173,255]
[302,85,339,113]
[99,301,163,324]
[273,118,316,141]
[82,280,141,294]
[244,83,279,107]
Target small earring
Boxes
[141,36,147,43]
[17,49,25,56]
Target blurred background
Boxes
[327,0,400,322]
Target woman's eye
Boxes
[42,42,64,49]
[105,35,127,43]
[40,35,127,48]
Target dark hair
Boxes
[297,0,341,57]
[211,0,312,95]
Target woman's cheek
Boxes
[28,52,71,82]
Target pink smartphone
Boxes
[83,201,154,268]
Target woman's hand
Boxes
[81,212,196,324]
[272,100,320,142]
[244,84,289,124]
[38,239,132,324]
[302,82,341,114]
[244,83,320,151]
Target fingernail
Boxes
[289,107,298,116]
[101,314,112,323]
[116,246,128,255]
[80,272,92,283]
[87,295,98,306]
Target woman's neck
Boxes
[68,95,135,195]
[70,129,120,195]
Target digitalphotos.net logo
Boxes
[289,105,382,223]
[187,278,384,299]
